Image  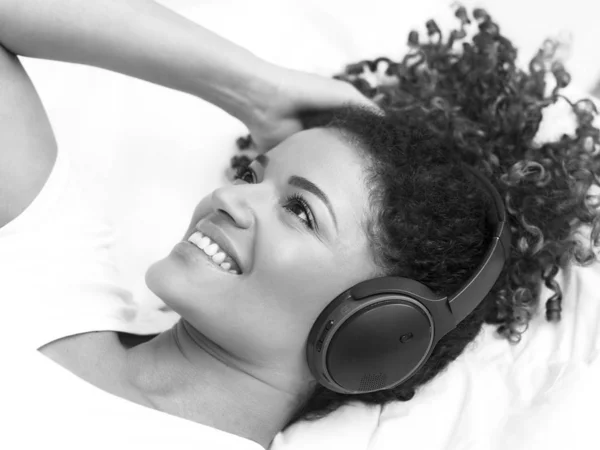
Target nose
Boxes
[210,184,257,229]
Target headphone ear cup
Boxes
[326,296,433,393]
[307,277,439,395]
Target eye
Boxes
[284,193,316,230]
[233,166,256,184]
[233,166,317,231]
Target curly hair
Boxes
[230,5,600,430]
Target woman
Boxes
[0,1,598,450]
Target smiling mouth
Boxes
[187,231,242,275]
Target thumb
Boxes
[251,119,304,153]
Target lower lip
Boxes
[173,241,233,274]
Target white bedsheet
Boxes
[21,1,600,448]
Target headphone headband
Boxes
[447,165,511,323]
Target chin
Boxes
[144,254,200,313]
[144,251,227,322]
[144,269,188,330]
[145,257,176,305]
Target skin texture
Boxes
[137,127,382,447]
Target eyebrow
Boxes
[255,154,338,232]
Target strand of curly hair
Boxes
[229,5,600,428]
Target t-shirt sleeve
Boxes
[0,146,154,350]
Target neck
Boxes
[123,320,307,449]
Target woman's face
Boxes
[146,128,381,385]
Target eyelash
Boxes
[233,166,316,230]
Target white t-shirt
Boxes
[0,146,263,450]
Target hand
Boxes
[246,66,381,152]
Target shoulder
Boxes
[39,331,154,408]
[39,331,127,385]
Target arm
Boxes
[0,0,277,228]
[0,0,373,227]
[0,0,275,124]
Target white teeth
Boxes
[187,230,241,275]
[212,252,226,265]
[204,243,219,256]
[188,232,211,250]
[198,236,211,250]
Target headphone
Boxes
[306,164,511,394]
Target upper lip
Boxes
[194,221,245,273]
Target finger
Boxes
[345,85,385,115]
[358,98,384,116]
[338,97,384,117]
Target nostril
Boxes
[217,208,236,223]
[212,186,254,229]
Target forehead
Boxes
[266,128,372,235]
[268,128,365,180]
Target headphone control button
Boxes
[325,320,334,330]
[316,340,324,352]
[399,332,414,343]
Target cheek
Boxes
[263,243,328,282]
[252,241,350,323]
[259,238,332,289]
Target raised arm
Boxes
[0,0,374,228]
[0,0,275,124]
[0,0,376,150]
